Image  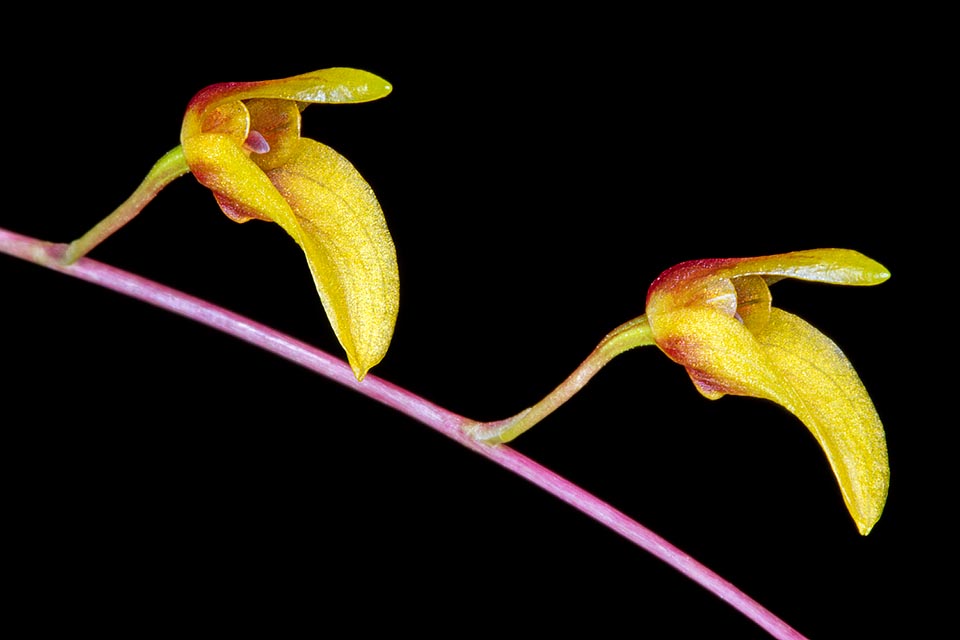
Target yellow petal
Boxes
[650,306,790,401]
[756,309,889,535]
[716,248,891,286]
[266,139,399,380]
[181,133,298,226]
[183,68,392,141]
[220,68,392,106]
[650,303,889,533]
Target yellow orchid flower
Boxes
[62,69,399,381]
[644,249,890,535]
[470,249,890,535]
[180,69,398,381]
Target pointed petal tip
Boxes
[759,248,892,286]
[853,481,888,536]
[308,67,393,102]
[823,249,891,285]
[351,361,371,383]
[855,502,886,535]
[347,348,384,383]
[854,252,891,284]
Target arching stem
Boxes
[61,146,189,264]
[465,315,656,443]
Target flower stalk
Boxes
[467,315,655,443]
[61,146,189,264]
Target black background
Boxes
[3,13,945,638]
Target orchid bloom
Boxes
[62,68,397,379]
[644,249,889,534]
[470,248,889,535]
[179,68,399,381]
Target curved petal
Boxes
[183,68,392,141]
[181,133,298,227]
[650,306,790,401]
[715,249,890,286]
[756,308,889,535]
[197,99,250,142]
[652,303,889,534]
[266,139,399,380]
[646,250,890,311]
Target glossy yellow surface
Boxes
[180,69,397,380]
[646,249,890,534]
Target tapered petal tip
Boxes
[858,519,877,536]
[851,471,888,536]
[351,361,372,383]
[853,457,889,536]
[281,68,393,104]
[759,249,891,286]
[841,250,890,285]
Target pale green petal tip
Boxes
[724,249,891,286]
[849,251,891,285]
[290,68,393,104]
[798,248,891,285]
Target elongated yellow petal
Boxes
[237,68,392,105]
[181,133,298,226]
[182,69,392,141]
[716,249,891,285]
[651,303,889,533]
[266,139,399,380]
[646,249,890,315]
[756,309,889,535]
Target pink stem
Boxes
[0,226,807,640]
